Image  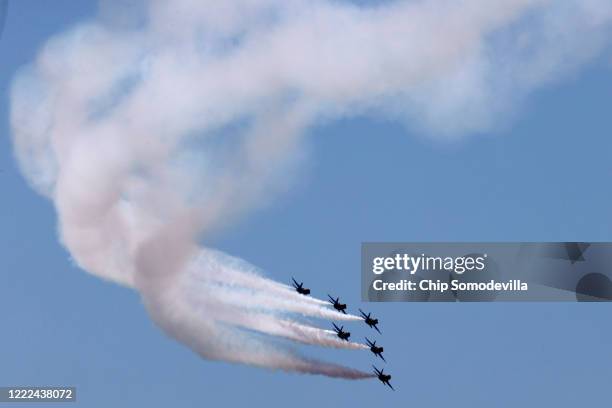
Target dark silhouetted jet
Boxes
[291,278,310,295]
[373,365,394,390]
[359,309,381,333]
[327,295,347,314]
[365,337,385,362]
[332,323,350,341]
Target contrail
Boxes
[277,321,369,350]
[210,283,363,322]
[192,248,336,309]
[205,305,367,350]
[10,0,612,378]
[183,249,361,321]
[177,250,366,349]
[136,247,371,376]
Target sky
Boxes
[2,1,612,407]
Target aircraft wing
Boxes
[374,324,381,334]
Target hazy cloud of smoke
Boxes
[9,0,612,376]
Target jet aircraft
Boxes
[291,278,311,295]
[373,365,394,390]
[327,295,347,314]
[332,323,350,341]
[365,337,386,362]
[359,309,381,333]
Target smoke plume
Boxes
[10,0,612,377]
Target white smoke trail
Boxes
[210,284,362,322]
[137,246,371,377]
[178,250,366,350]
[9,0,612,378]
[192,248,333,308]
[193,250,361,321]
[185,288,366,350]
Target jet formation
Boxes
[291,278,395,391]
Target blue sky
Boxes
[2,1,612,407]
